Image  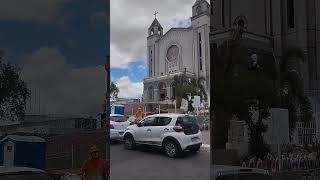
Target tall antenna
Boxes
[39,88,41,115]
[28,83,31,113]
[34,87,37,115]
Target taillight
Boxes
[110,124,114,129]
[173,124,184,132]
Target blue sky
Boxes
[111,61,147,83]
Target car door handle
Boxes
[147,129,151,131]
[164,128,169,131]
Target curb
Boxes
[201,144,210,153]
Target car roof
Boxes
[0,166,45,174]
[146,113,191,118]
[212,165,269,177]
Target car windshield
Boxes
[111,116,127,122]
[176,116,197,125]
[216,173,271,180]
[0,173,53,180]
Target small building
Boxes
[0,135,46,170]
[111,104,125,115]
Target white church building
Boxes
[143,0,210,110]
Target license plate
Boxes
[191,137,199,142]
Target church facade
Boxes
[143,0,210,109]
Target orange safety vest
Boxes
[81,159,108,180]
[135,111,143,121]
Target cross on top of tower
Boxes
[153,11,158,19]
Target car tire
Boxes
[163,140,181,158]
[124,134,136,150]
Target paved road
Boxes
[110,142,210,180]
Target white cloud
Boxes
[0,0,71,24]
[115,76,143,99]
[110,0,201,68]
[21,47,106,116]
[138,64,146,70]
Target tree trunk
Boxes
[176,96,182,108]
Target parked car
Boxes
[123,113,202,158]
[212,165,272,180]
[0,166,52,180]
[110,114,133,141]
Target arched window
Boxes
[158,82,167,101]
[171,83,176,99]
[287,0,295,28]
[148,86,154,100]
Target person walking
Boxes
[80,145,108,180]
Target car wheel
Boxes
[124,135,136,150]
[163,141,181,158]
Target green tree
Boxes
[174,74,205,110]
[110,81,119,99]
[212,39,277,158]
[0,54,30,122]
[279,47,313,139]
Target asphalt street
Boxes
[110,131,210,180]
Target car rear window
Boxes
[176,116,197,125]
[216,173,271,180]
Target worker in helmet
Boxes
[80,145,108,180]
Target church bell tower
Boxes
[147,13,163,78]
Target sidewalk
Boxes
[201,130,210,145]
[201,130,210,153]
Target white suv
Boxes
[123,113,202,157]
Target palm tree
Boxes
[110,82,119,99]
[279,47,313,139]
[197,77,208,102]
[174,73,207,109]
[212,38,277,157]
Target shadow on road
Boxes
[112,142,199,158]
